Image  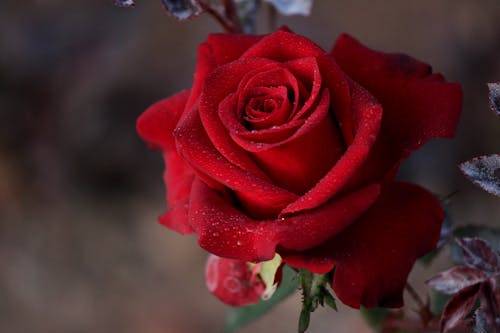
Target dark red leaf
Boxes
[426,266,488,295]
[488,82,500,116]
[441,283,481,333]
[456,237,499,273]
[478,280,500,333]
[459,154,500,197]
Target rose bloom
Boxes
[137,28,461,308]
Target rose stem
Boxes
[223,0,242,32]
[198,0,241,33]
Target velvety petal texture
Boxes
[189,178,380,262]
[282,182,443,308]
[137,91,195,234]
[331,34,462,153]
[137,28,462,309]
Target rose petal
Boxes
[175,101,298,218]
[285,57,323,120]
[199,58,288,179]
[343,131,405,191]
[189,178,279,261]
[241,30,353,142]
[241,86,292,129]
[222,57,322,145]
[136,91,190,151]
[331,33,462,151]
[330,34,462,189]
[189,178,380,262]
[250,90,345,194]
[158,152,195,234]
[137,92,195,234]
[158,199,191,234]
[282,80,382,214]
[232,64,301,130]
[186,34,263,111]
[282,182,443,308]
[205,33,263,66]
[278,183,380,251]
[220,93,304,145]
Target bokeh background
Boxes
[0,1,499,332]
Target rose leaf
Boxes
[488,82,500,116]
[426,266,488,295]
[223,265,299,333]
[113,0,135,7]
[162,0,203,20]
[452,226,500,264]
[459,154,500,197]
[456,237,499,273]
[478,280,500,332]
[440,283,481,333]
[263,0,313,16]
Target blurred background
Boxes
[0,1,499,332]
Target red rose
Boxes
[137,28,461,308]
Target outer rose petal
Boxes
[331,34,462,151]
[186,34,263,112]
[188,178,380,262]
[205,255,265,306]
[205,33,263,66]
[137,91,190,151]
[137,91,195,234]
[158,151,194,234]
[282,182,443,309]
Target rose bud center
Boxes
[243,86,292,130]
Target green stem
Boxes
[298,270,334,333]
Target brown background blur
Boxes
[0,1,499,332]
